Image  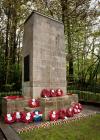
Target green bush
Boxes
[68,90,100,103]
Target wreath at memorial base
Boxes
[21,112,33,123]
[49,110,59,121]
[5,113,15,124]
[41,88,64,98]
[32,110,43,122]
[28,99,40,108]
[13,112,22,122]
[41,89,51,98]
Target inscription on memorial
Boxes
[24,55,30,81]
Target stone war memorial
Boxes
[22,11,66,98]
[2,11,78,121]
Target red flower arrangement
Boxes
[49,110,59,121]
[56,89,63,97]
[41,88,64,98]
[72,103,83,114]
[50,89,56,97]
[21,112,33,123]
[32,110,43,122]
[59,109,67,119]
[13,112,22,122]
[4,96,23,100]
[66,107,74,117]
[4,113,15,124]
[41,89,51,98]
[28,99,40,108]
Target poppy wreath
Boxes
[21,112,33,123]
[4,96,23,100]
[49,110,59,121]
[59,109,68,119]
[5,113,15,124]
[28,99,40,108]
[50,89,57,97]
[72,103,83,114]
[41,89,51,98]
[55,89,63,97]
[66,107,74,117]
[13,112,22,122]
[32,110,43,122]
[77,103,83,110]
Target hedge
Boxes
[68,90,100,103]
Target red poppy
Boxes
[4,96,23,100]
[50,89,57,97]
[49,110,59,121]
[41,89,51,98]
[72,103,83,114]
[56,89,63,97]
[59,109,67,119]
[13,112,22,122]
[66,107,74,117]
[4,113,15,124]
[28,99,40,108]
[21,112,33,123]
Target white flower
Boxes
[27,112,31,116]
[35,111,39,115]
[16,112,21,119]
[7,114,12,121]
[32,99,35,102]
[53,111,56,115]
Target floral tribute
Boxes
[49,110,59,121]
[4,103,83,124]
[32,110,43,122]
[21,112,33,123]
[4,96,23,100]
[28,99,40,108]
[41,89,51,98]
[13,112,22,122]
[66,107,74,117]
[41,88,64,98]
[59,109,67,119]
[4,113,15,124]
[55,89,63,97]
[48,103,83,121]
[50,89,56,97]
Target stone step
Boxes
[24,106,42,112]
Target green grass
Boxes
[20,114,100,140]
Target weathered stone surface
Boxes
[2,97,31,116]
[40,94,78,120]
[24,106,42,112]
[22,11,66,98]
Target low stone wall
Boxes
[2,97,30,116]
[2,94,78,120]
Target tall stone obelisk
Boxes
[22,11,66,98]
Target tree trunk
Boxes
[60,0,74,81]
[5,9,10,84]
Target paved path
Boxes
[0,123,21,140]
[0,128,6,140]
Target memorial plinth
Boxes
[2,96,30,116]
[40,94,78,120]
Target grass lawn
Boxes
[20,114,100,140]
